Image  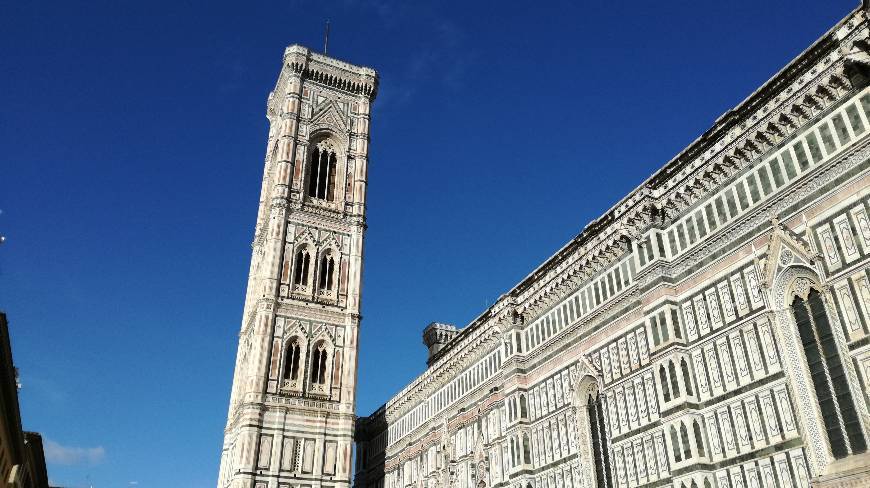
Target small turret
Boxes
[422,322,458,367]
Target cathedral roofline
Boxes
[509,4,859,301]
[363,2,870,426]
[442,3,863,335]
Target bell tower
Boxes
[218,45,377,488]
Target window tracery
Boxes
[293,246,312,289]
[668,361,680,398]
[283,339,301,381]
[670,427,682,462]
[280,335,306,393]
[692,420,705,457]
[681,359,694,396]
[318,249,337,297]
[310,340,330,395]
[659,366,671,402]
[307,141,338,201]
[791,288,867,458]
[680,423,692,460]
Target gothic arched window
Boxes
[307,145,337,201]
[792,288,867,458]
[659,366,671,402]
[521,433,531,465]
[672,310,683,339]
[680,423,692,460]
[668,361,680,397]
[587,390,612,488]
[318,250,336,291]
[519,394,528,419]
[670,427,682,462]
[283,339,302,380]
[681,359,694,396]
[310,342,329,385]
[293,248,311,286]
[693,420,705,457]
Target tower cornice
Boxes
[281,44,378,99]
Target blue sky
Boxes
[0,0,857,486]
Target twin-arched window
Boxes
[307,146,337,201]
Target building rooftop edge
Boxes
[284,43,379,78]
[358,3,866,423]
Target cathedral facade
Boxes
[217,46,377,488]
[354,4,870,488]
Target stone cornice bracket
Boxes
[799,93,824,115]
[753,130,774,150]
[718,154,739,173]
[741,138,762,159]
[814,83,838,102]
[493,295,522,334]
[659,199,680,224]
[650,201,669,228]
[777,112,799,131]
[763,121,785,142]
[844,33,870,88]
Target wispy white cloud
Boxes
[44,438,105,465]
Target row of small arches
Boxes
[506,394,528,422]
[658,358,693,402]
[305,68,373,95]
[507,433,531,467]
[669,420,705,463]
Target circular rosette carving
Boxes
[780,248,794,266]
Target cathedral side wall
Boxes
[356,6,870,488]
